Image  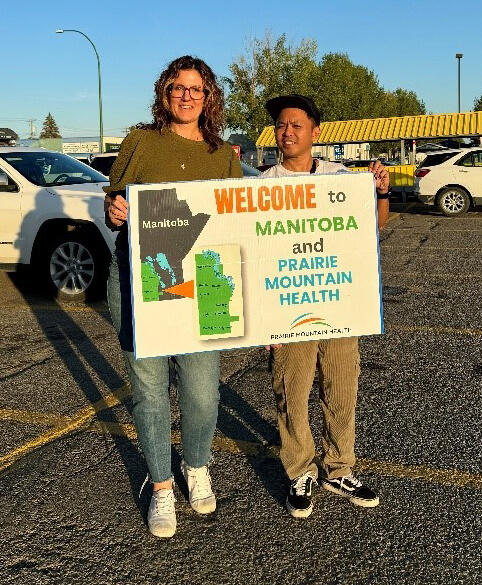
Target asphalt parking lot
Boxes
[1,203,481,585]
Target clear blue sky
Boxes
[4,0,481,138]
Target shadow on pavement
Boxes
[216,371,286,507]
[7,271,147,519]
[8,268,288,509]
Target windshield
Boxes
[240,161,260,176]
[417,152,459,168]
[0,151,108,186]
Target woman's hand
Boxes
[106,194,128,226]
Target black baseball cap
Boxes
[266,94,321,126]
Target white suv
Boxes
[0,148,115,301]
[415,147,482,216]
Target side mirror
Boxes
[0,171,8,186]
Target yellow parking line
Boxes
[357,458,482,490]
[386,212,400,224]
[0,384,130,474]
[0,408,72,427]
[1,403,481,490]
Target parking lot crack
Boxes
[0,354,55,382]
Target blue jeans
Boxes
[107,251,220,483]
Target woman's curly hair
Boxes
[138,55,224,152]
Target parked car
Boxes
[414,148,482,216]
[240,161,261,176]
[342,159,376,168]
[90,152,261,178]
[90,152,117,176]
[67,152,94,166]
[0,148,114,301]
[0,148,262,302]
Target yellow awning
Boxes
[256,111,482,147]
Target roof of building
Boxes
[256,111,482,147]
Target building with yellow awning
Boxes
[256,111,482,165]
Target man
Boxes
[262,94,389,518]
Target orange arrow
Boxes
[164,280,194,299]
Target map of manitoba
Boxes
[137,189,244,341]
[138,188,209,302]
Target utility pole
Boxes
[27,119,37,139]
[456,53,463,113]
[56,29,104,153]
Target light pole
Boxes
[456,53,463,113]
[56,29,104,153]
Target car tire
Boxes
[437,187,471,217]
[37,229,110,302]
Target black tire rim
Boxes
[49,241,95,296]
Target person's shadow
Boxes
[10,191,147,517]
[215,352,287,507]
[11,190,289,516]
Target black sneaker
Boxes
[321,474,379,508]
[286,472,316,518]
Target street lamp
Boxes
[456,53,463,113]
[56,29,104,153]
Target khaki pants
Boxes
[272,337,360,481]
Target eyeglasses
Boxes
[169,84,207,100]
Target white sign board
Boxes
[127,172,383,358]
[62,142,100,154]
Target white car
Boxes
[415,147,482,216]
[0,148,115,301]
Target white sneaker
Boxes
[147,488,176,538]
[181,460,216,514]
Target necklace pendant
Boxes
[181,163,185,170]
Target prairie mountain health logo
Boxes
[290,313,330,330]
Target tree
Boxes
[224,33,320,141]
[224,33,426,143]
[473,94,482,111]
[382,88,426,118]
[316,53,385,122]
[39,113,61,139]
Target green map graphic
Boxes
[196,250,239,336]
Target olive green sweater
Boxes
[104,128,243,252]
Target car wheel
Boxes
[39,230,109,302]
[437,187,470,217]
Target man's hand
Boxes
[264,344,282,351]
[105,194,128,226]
[368,160,390,194]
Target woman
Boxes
[105,55,243,538]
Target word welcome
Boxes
[214,183,316,214]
